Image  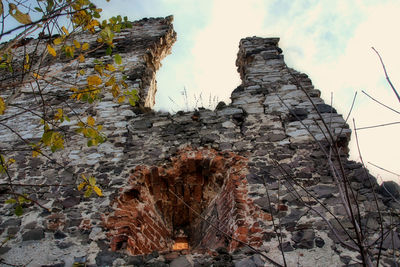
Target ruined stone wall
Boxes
[0,17,399,267]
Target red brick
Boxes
[235,226,249,235]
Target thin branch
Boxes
[355,121,400,131]
[6,192,50,212]
[353,119,384,266]
[262,176,287,267]
[368,162,400,177]
[362,90,400,115]
[0,182,73,187]
[273,161,359,251]
[372,47,400,103]
[0,6,84,40]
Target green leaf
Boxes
[18,195,31,204]
[34,7,43,12]
[84,187,93,198]
[42,131,54,145]
[5,198,16,204]
[9,3,32,24]
[106,46,112,56]
[46,0,54,12]
[88,176,96,186]
[15,205,23,216]
[114,54,122,65]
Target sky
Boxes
[3,0,400,182]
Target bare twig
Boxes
[262,176,287,266]
[355,121,400,131]
[353,119,384,266]
[368,162,400,178]
[361,90,400,115]
[371,47,400,103]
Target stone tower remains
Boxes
[0,16,399,266]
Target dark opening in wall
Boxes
[105,147,269,255]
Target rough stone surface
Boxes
[0,17,399,267]
[22,228,45,241]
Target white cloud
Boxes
[189,0,267,104]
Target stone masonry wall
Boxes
[0,17,399,267]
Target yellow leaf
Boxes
[77,182,86,191]
[9,3,32,24]
[54,108,63,121]
[121,81,128,88]
[53,37,62,45]
[79,69,85,75]
[32,149,40,158]
[47,44,56,57]
[78,54,85,63]
[87,116,95,126]
[87,75,102,86]
[105,64,115,72]
[0,96,5,115]
[111,84,120,97]
[94,65,103,76]
[97,125,103,131]
[82,42,89,51]
[117,95,125,103]
[32,72,42,79]
[73,40,81,49]
[61,26,69,36]
[81,174,88,182]
[0,1,3,15]
[25,54,29,63]
[105,76,115,87]
[7,158,15,165]
[93,186,103,197]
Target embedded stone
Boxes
[311,185,337,198]
[0,247,11,255]
[266,133,286,142]
[54,230,67,239]
[379,181,400,199]
[234,257,256,267]
[62,197,80,209]
[382,231,400,250]
[289,108,308,121]
[280,241,294,252]
[315,237,325,248]
[291,229,315,249]
[281,210,306,227]
[170,256,191,267]
[222,121,236,128]
[316,104,337,114]
[22,228,45,241]
[95,251,123,266]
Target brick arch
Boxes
[104,147,270,255]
